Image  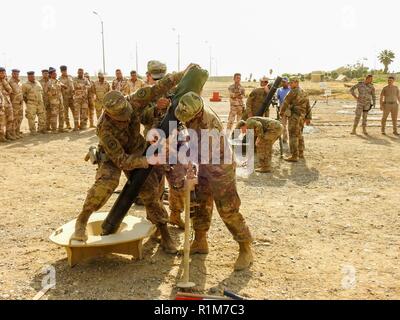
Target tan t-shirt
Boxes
[381,85,400,105]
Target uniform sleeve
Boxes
[305,99,312,120]
[22,84,28,103]
[280,90,295,115]
[99,131,149,171]
[111,80,116,90]
[141,104,156,127]
[245,91,255,115]
[128,71,184,109]
[2,80,12,94]
[372,86,376,105]
[350,83,359,98]
[228,85,237,99]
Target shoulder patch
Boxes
[136,88,148,99]
[103,135,118,151]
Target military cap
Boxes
[11,69,20,73]
[60,65,68,71]
[282,77,289,82]
[0,67,5,72]
[236,120,247,129]
[98,72,104,77]
[147,60,167,80]
[175,92,204,123]
[260,76,269,82]
[103,90,133,121]
[289,77,299,82]
[49,67,56,74]
[42,69,49,73]
[27,71,35,75]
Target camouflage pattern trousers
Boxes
[49,101,65,131]
[256,125,284,169]
[94,101,104,119]
[63,96,74,128]
[0,107,5,138]
[193,164,252,243]
[164,164,186,215]
[73,98,88,129]
[354,104,370,128]
[288,115,305,158]
[44,100,51,130]
[80,162,168,226]
[25,103,46,133]
[88,97,95,125]
[227,105,244,130]
[381,104,398,133]
[12,102,23,134]
[4,99,14,134]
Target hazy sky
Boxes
[1,0,399,78]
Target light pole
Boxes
[172,28,181,71]
[93,11,106,74]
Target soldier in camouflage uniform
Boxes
[22,72,46,135]
[59,66,74,130]
[112,69,130,96]
[141,60,185,229]
[242,77,270,121]
[93,72,111,120]
[0,90,6,142]
[227,73,246,131]
[9,69,24,139]
[46,68,65,133]
[0,67,16,140]
[84,72,96,128]
[128,70,145,94]
[280,78,312,162]
[72,69,91,131]
[350,75,376,135]
[71,64,195,253]
[237,117,283,173]
[39,69,51,132]
[175,92,254,271]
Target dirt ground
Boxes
[0,82,399,300]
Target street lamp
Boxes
[172,28,181,71]
[93,11,106,74]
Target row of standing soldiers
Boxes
[0,66,148,142]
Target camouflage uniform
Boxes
[112,78,130,96]
[39,77,51,131]
[227,83,245,130]
[79,71,184,229]
[177,102,252,242]
[280,87,312,159]
[350,82,376,129]
[128,78,145,94]
[46,79,65,132]
[0,91,5,141]
[59,74,74,129]
[0,78,15,139]
[72,77,91,130]
[243,87,269,120]
[22,80,46,133]
[380,84,399,134]
[94,80,111,119]
[86,76,96,127]
[9,77,24,137]
[245,117,283,171]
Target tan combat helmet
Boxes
[147,60,167,80]
[175,92,204,123]
[103,90,133,121]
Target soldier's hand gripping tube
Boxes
[101,66,209,235]
[256,76,283,117]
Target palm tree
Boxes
[378,50,395,74]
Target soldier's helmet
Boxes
[147,60,167,80]
[103,90,133,121]
[175,92,204,123]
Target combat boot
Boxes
[151,228,161,242]
[169,211,185,229]
[255,167,271,173]
[234,241,254,271]
[362,127,368,135]
[70,211,92,242]
[351,126,357,135]
[158,224,178,254]
[284,155,298,163]
[0,134,7,143]
[190,231,209,255]
[299,151,305,159]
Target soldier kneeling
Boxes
[237,117,283,173]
